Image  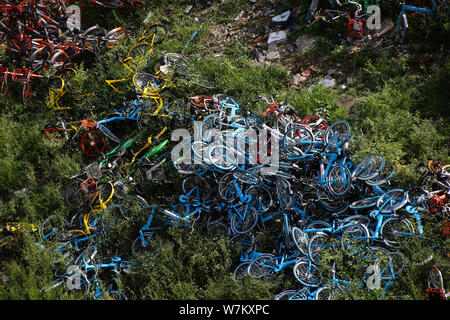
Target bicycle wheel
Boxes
[230,206,258,234]
[293,259,322,287]
[384,251,407,280]
[208,144,237,170]
[80,130,106,157]
[233,261,250,279]
[357,154,385,181]
[40,215,70,242]
[247,254,276,278]
[282,125,315,155]
[315,286,332,300]
[308,232,332,263]
[228,232,256,260]
[127,42,152,60]
[133,72,162,95]
[141,23,167,44]
[327,164,352,197]
[301,116,328,141]
[64,180,86,208]
[207,222,229,238]
[200,114,222,142]
[275,290,305,300]
[105,27,129,47]
[380,217,414,248]
[428,265,444,290]
[292,226,309,256]
[376,189,408,213]
[324,120,351,148]
[245,185,273,213]
[42,127,65,146]
[349,196,379,211]
[120,195,148,219]
[131,232,161,256]
[366,162,395,186]
[82,26,106,48]
[340,223,369,257]
[91,181,114,208]
[181,175,212,202]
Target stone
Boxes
[292,74,307,85]
[327,68,337,75]
[256,50,265,63]
[268,30,287,45]
[184,5,193,14]
[266,50,280,60]
[295,35,316,54]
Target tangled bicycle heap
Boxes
[36,90,449,299]
[0,1,448,300]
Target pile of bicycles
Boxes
[0,0,130,104]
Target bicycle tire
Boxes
[247,254,276,278]
[127,42,152,60]
[292,226,309,256]
[315,286,332,300]
[245,184,273,213]
[40,215,70,243]
[428,265,444,290]
[324,120,351,148]
[208,144,237,170]
[293,259,322,287]
[64,180,87,208]
[376,189,408,213]
[301,116,328,141]
[340,223,369,257]
[307,232,331,263]
[80,130,106,157]
[327,164,352,197]
[230,206,258,234]
[141,23,167,44]
[275,290,304,300]
[282,125,315,155]
[131,232,161,256]
[233,261,250,279]
[349,196,380,210]
[380,217,414,248]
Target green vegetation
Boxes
[0,0,448,300]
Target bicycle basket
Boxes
[85,163,102,179]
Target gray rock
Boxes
[292,74,307,85]
[268,30,287,45]
[295,35,316,54]
[266,50,280,60]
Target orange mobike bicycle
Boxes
[42,117,110,158]
[0,66,43,104]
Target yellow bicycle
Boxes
[0,222,38,247]
[47,68,93,111]
[105,23,167,94]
